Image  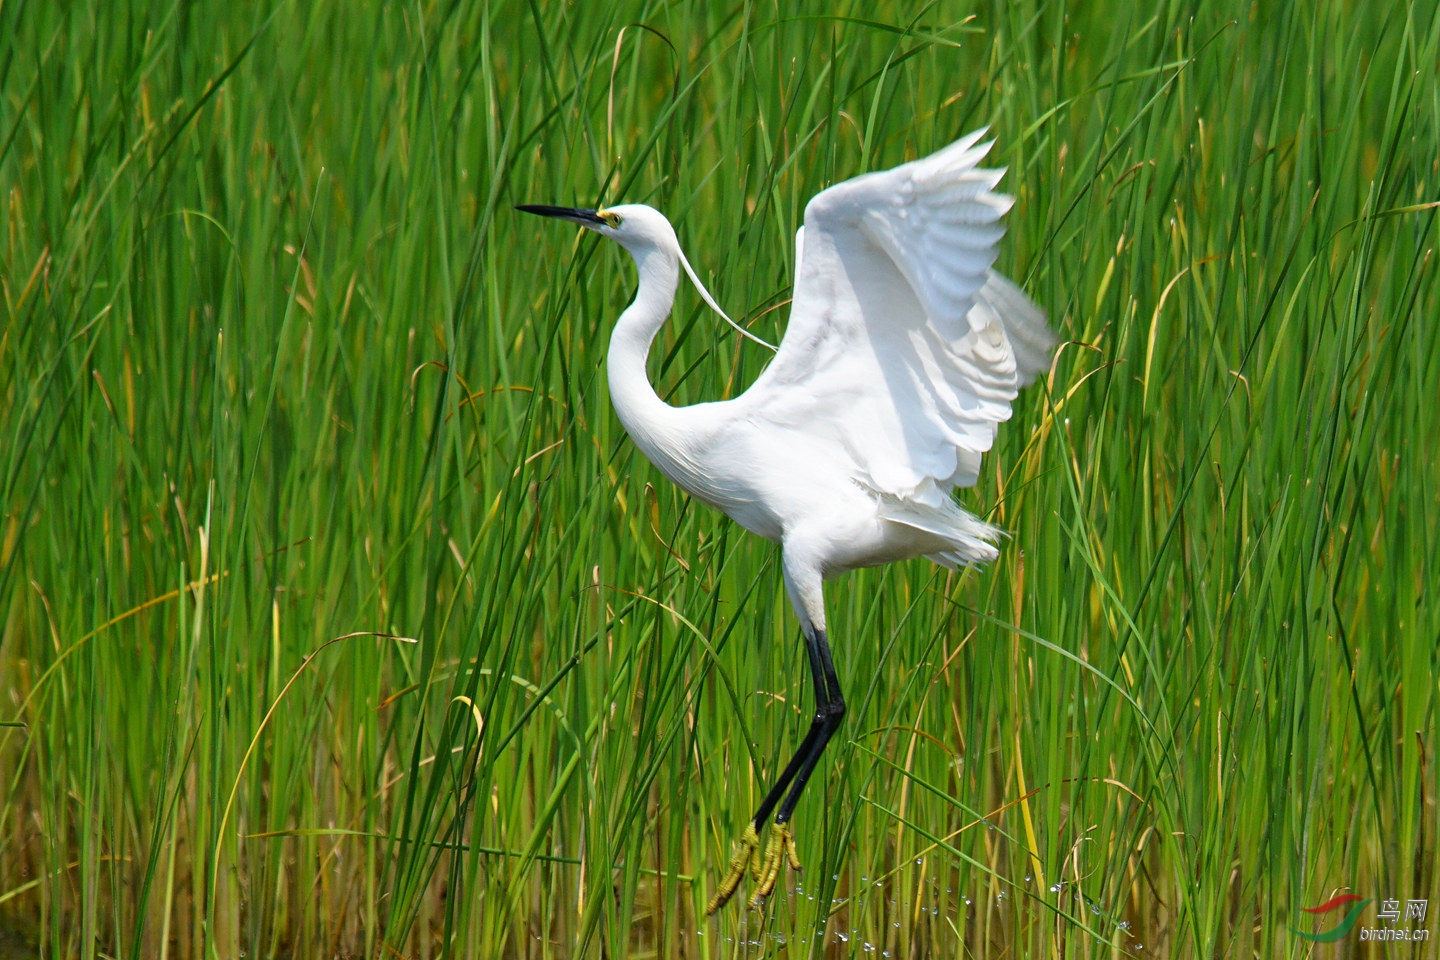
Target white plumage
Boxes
[518,129,1055,911]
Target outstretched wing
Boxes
[744,131,1055,509]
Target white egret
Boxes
[518,129,1055,912]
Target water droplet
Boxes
[1049,883,1062,893]
[838,933,849,943]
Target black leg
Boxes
[773,626,845,825]
[706,625,846,913]
[746,625,839,828]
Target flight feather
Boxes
[744,130,1056,507]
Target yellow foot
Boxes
[750,821,801,907]
[706,822,761,914]
[706,821,804,913]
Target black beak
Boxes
[516,204,606,226]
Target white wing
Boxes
[743,131,1054,511]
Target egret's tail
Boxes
[873,489,1003,569]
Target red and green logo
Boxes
[1291,894,1373,942]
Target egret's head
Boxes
[516,202,677,255]
[516,201,773,349]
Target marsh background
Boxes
[1,0,1436,956]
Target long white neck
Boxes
[607,243,683,449]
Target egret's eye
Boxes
[598,209,622,228]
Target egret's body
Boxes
[519,130,1055,911]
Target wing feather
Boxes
[744,131,1056,505]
